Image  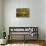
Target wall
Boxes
[3,0,45,40]
[45,0,46,40]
